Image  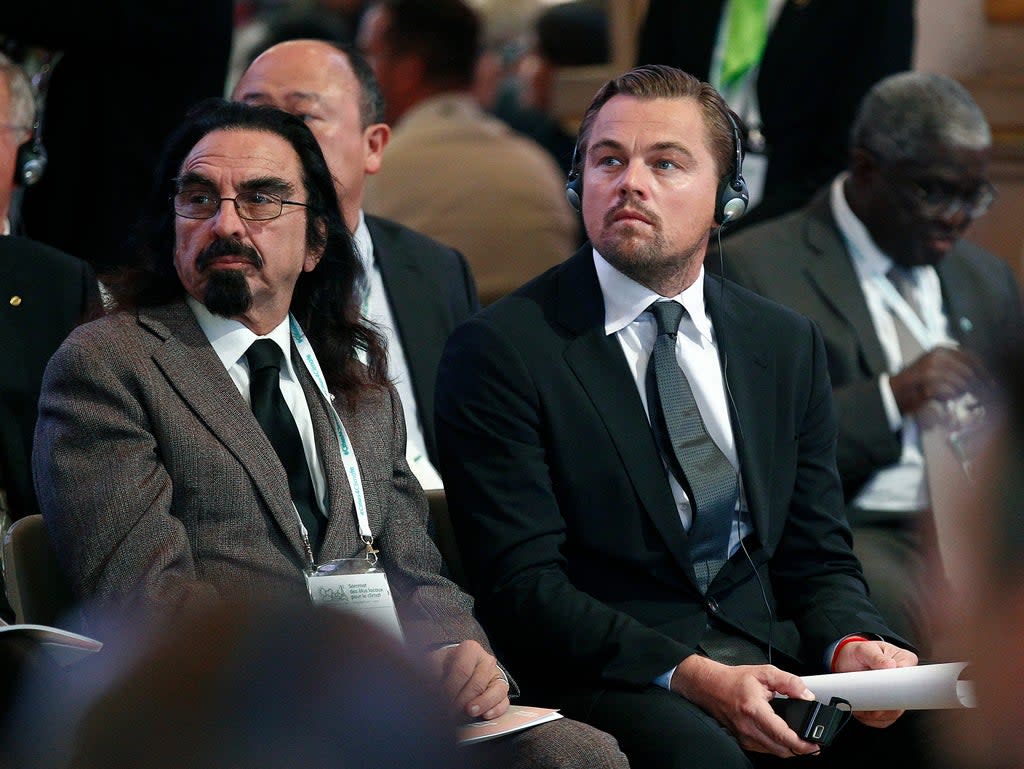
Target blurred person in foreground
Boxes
[716,72,1024,654]
[30,99,627,769]
[357,0,578,305]
[233,40,479,491]
[436,64,917,769]
[4,601,466,769]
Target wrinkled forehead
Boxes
[179,128,303,189]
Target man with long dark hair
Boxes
[32,100,627,769]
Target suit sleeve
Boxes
[436,317,693,689]
[763,321,898,661]
[374,386,499,655]
[32,327,218,622]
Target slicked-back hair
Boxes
[0,52,36,130]
[338,44,386,127]
[115,98,388,401]
[851,72,991,164]
[574,64,736,184]
[374,0,479,90]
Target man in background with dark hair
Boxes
[358,0,578,305]
[233,40,478,491]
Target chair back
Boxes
[3,514,76,627]
[425,489,467,589]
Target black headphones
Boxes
[14,127,47,186]
[564,105,749,226]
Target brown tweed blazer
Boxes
[32,300,486,652]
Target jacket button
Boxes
[706,598,719,614]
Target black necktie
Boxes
[246,339,326,554]
[645,301,738,592]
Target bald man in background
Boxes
[233,40,478,491]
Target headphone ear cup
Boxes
[15,139,48,187]
[715,173,748,224]
[565,175,582,212]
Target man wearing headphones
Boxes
[436,65,916,769]
[0,52,97,618]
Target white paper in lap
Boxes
[800,662,974,711]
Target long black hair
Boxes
[111,98,387,403]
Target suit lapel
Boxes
[303,364,357,560]
[704,276,774,547]
[801,194,889,376]
[367,217,435,438]
[142,302,310,564]
[557,251,693,571]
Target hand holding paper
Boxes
[831,639,919,727]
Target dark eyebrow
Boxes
[173,173,296,197]
[587,139,695,162]
[236,176,295,196]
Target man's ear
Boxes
[363,122,391,176]
[849,147,880,185]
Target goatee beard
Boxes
[204,268,253,318]
[196,237,259,318]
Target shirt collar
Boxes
[352,209,374,272]
[830,172,896,279]
[1,218,10,236]
[186,295,296,378]
[594,248,712,341]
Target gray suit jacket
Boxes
[716,189,1024,502]
[32,300,487,652]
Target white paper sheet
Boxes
[800,662,974,711]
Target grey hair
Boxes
[851,71,990,163]
[0,52,37,130]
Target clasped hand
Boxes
[428,639,510,721]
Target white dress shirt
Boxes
[352,212,443,490]
[830,173,956,511]
[187,296,328,515]
[594,251,752,551]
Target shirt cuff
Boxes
[654,665,677,690]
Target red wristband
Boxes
[830,635,869,672]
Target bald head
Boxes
[233,40,390,230]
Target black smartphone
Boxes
[769,696,853,747]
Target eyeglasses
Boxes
[172,188,313,221]
[900,177,998,220]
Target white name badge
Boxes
[306,559,405,643]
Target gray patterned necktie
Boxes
[886,267,925,363]
[645,301,738,592]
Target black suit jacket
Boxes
[637,0,913,227]
[1,236,98,518]
[366,215,479,465]
[436,247,893,697]
[716,189,1024,502]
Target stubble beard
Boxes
[595,228,704,295]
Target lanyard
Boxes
[288,315,377,565]
[870,272,947,353]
